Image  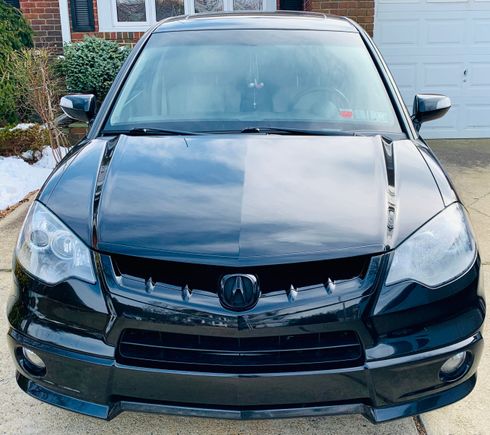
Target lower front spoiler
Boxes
[17,371,476,423]
[10,325,483,424]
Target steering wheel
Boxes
[291,87,351,115]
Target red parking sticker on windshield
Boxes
[340,109,353,119]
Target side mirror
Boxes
[60,94,96,123]
[412,94,451,131]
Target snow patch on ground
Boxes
[34,147,60,169]
[9,123,36,131]
[0,147,58,212]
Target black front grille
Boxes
[117,329,364,373]
[112,254,370,294]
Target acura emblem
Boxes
[219,274,260,311]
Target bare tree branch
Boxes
[13,48,68,163]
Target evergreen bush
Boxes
[0,1,33,125]
[61,37,131,102]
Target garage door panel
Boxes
[388,63,417,90]
[383,49,468,58]
[375,20,419,45]
[427,0,466,3]
[420,104,462,138]
[376,3,488,12]
[464,105,490,131]
[426,19,465,44]
[423,63,464,88]
[424,104,460,129]
[471,19,490,44]
[375,0,490,137]
[467,62,490,88]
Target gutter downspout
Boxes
[58,0,71,44]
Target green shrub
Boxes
[0,125,49,158]
[61,37,131,102]
[0,2,32,55]
[0,1,33,125]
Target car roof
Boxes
[153,11,358,33]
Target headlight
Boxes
[16,202,96,284]
[386,203,476,287]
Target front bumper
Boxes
[8,327,483,423]
[7,254,485,422]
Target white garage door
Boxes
[374,0,490,138]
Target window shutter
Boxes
[279,0,303,10]
[4,0,21,8]
[70,0,95,32]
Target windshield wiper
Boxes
[240,127,356,136]
[102,127,357,137]
[103,127,203,136]
[129,127,204,136]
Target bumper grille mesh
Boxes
[117,329,364,373]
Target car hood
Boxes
[40,134,445,266]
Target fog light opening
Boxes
[19,347,46,377]
[440,351,471,382]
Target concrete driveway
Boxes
[0,139,489,435]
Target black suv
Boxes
[8,12,484,423]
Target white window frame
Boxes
[97,0,276,32]
[110,0,154,29]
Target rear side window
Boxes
[105,29,401,134]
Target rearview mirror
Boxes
[412,94,451,131]
[60,94,96,123]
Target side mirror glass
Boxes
[412,94,451,131]
[60,94,96,123]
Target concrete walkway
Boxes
[0,139,489,434]
[421,140,490,435]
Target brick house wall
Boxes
[18,0,143,47]
[307,0,374,35]
[17,0,374,51]
[19,0,64,50]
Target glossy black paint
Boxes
[39,134,444,265]
[412,94,452,131]
[60,94,97,123]
[8,12,485,423]
[7,255,484,421]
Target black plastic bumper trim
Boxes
[17,372,476,423]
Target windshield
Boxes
[104,29,401,134]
